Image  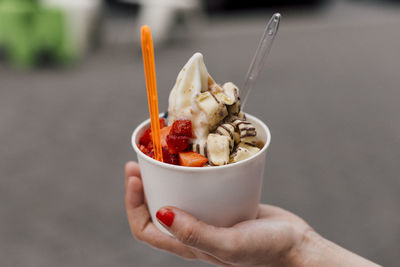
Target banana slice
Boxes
[215,123,236,151]
[209,82,239,105]
[238,112,246,120]
[229,142,260,163]
[227,100,240,116]
[209,82,224,94]
[189,142,207,157]
[195,91,228,130]
[238,122,257,144]
[222,82,239,102]
[207,134,230,166]
[214,92,235,105]
[233,129,241,145]
[223,82,240,115]
[231,118,258,145]
[224,117,241,144]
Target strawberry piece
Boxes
[139,128,152,146]
[139,118,166,146]
[146,149,154,158]
[142,147,179,165]
[162,148,179,165]
[179,151,208,167]
[140,145,179,165]
[138,144,147,154]
[159,118,166,129]
[146,141,153,152]
[160,126,172,148]
[166,134,190,154]
[140,119,190,164]
[139,143,153,158]
[171,120,193,137]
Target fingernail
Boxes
[156,208,175,227]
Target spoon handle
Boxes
[241,13,281,110]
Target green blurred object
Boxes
[0,0,75,68]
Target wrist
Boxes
[284,228,381,267]
[283,227,323,267]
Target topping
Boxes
[223,82,241,115]
[206,134,230,166]
[231,118,258,145]
[194,91,228,130]
[179,151,208,167]
[209,82,224,93]
[213,92,235,105]
[170,119,193,137]
[238,112,246,120]
[139,118,167,146]
[190,142,207,157]
[138,144,148,154]
[157,53,264,166]
[209,82,240,115]
[160,126,172,147]
[160,118,166,129]
[139,128,152,146]
[227,101,241,116]
[222,82,239,102]
[229,142,260,163]
[215,123,235,151]
[139,143,179,165]
[166,134,190,154]
[162,148,180,165]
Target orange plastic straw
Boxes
[141,25,163,162]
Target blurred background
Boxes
[1,0,399,266]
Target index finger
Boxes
[125,161,140,188]
[159,206,242,262]
[125,176,197,260]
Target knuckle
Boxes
[178,226,200,247]
[131,228,144,241]
[135,233,144,242]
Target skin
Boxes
[125,161,381,267]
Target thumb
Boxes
[156,207,239,259]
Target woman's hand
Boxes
[124,161,309,266]
[125,161,380,267]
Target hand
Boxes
[124,161,310,266]
[125,161,380,267]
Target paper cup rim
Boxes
[131,113,271,172]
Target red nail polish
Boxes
[156,208,175,227]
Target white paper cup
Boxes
[131,113,271,235]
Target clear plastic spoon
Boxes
[241,13,281,110]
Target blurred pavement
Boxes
[1,1,399,266]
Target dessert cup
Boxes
[131,113,271,235]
